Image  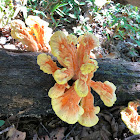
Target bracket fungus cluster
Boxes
[121,101,140,135]
[11,15,52,52]
[37,31,117,127]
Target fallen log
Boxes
[0,49,140,117]
[112,0,140,7]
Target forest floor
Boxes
[0,1,140,140]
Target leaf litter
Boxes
[0,106,139,139]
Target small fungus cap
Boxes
[48,83,69,99]
[25,15,52,51]
[11,16,52,52]
[121,101,140,135]
[37,53,58,74]
[74,79,88,97]
[51,86,84,124]
[91,81,117,107]
[78,91,100,127]
[11,20,26,40]
[54,68,73,84]
[11,19,39,52]
[80,63,96,75]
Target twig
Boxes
[124,134,140,140]
[40,122,50,138]
[0,48,27,53]
[0,43,4,48]
[0,124,15,135]
[62,123,78,140]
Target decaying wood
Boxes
[112,0,140,7]
[0,49,140,117]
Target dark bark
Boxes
[112,0,140,7]
[0,49,140,117]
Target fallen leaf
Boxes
[7,127,26,140]
[51,127,65,140]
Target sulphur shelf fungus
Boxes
[37,31,117,127]
[121,101,140,135]
[11,15,52,52]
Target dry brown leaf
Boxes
[111,117,118,138]
[40,127,66,140]
[100,129,111,140]
[80,131,100,140]
[44,135,50,140]
[7,127,26,140]
[105,52,120,59]
[51,127,65,140]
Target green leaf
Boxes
[135,40,140,46]
[125,24,137,32]
[0,120,5,127]
[113,35,124,40]
[51,3,60,13]
[62,18,71,23]
[74,0,79,5]
[51,16,57,24]
[107,33,110,40]
[13,6,27,19]
[68,13,77,19]
[118,30,125,38]
[135,6,138,12]
[51,16,60,27]
[55,9,64,17]
[58,3,68,8]
[111,18,119,26]
[63,6,70,13]
[79,2,85,5]
[51,3,68,13]
[33,10,47,18]
[83,25,88,30]
[103,23,106,27]
[21,6,28,19]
